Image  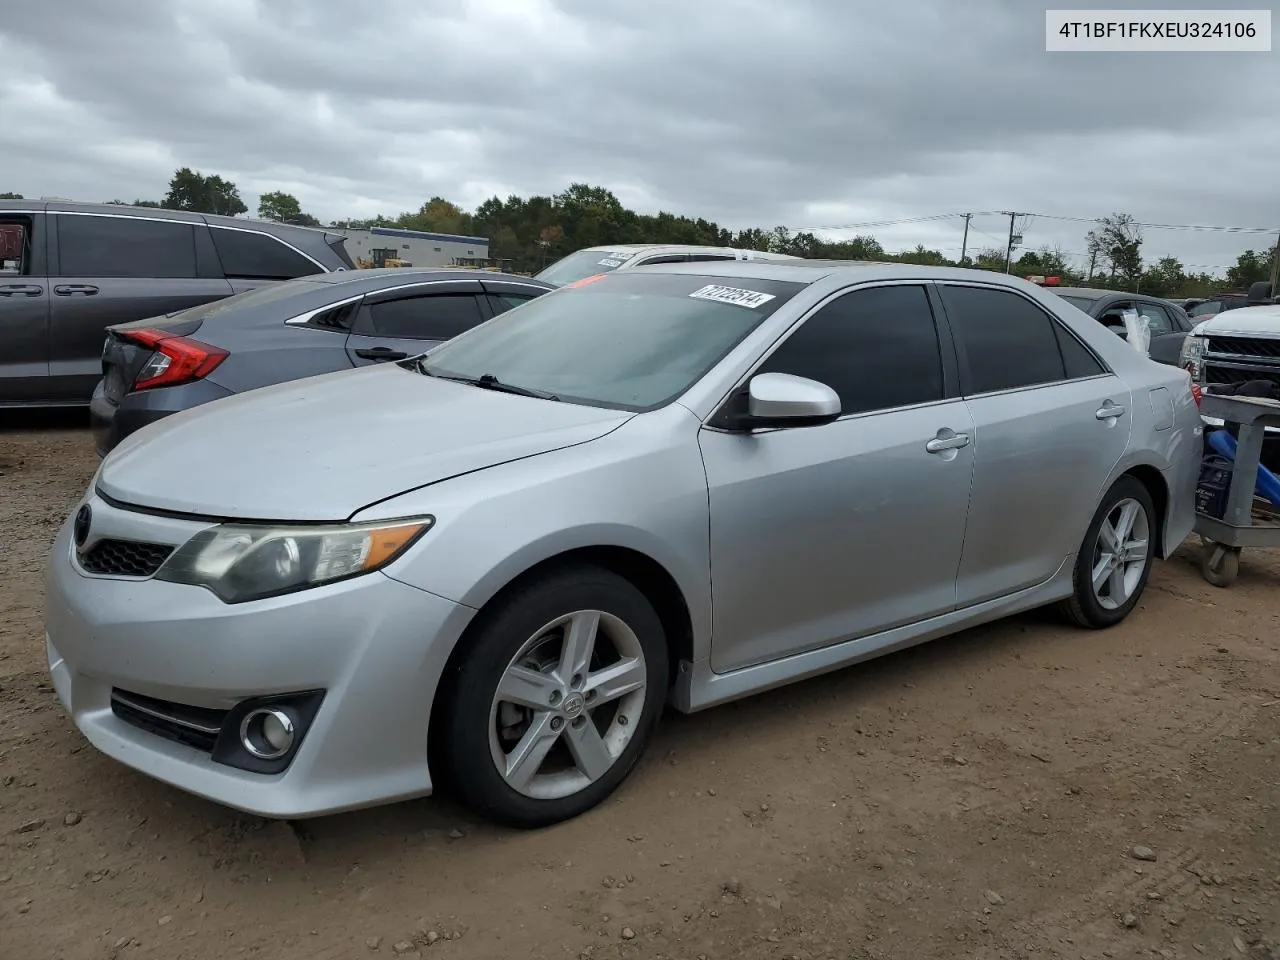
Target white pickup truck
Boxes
[1180,284,1280,469]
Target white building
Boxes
[332,225,490,268]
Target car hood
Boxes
[97,365,633,521]
[1192,306,1280,338]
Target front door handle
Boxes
[53,284,99,296]
[1096,402,1126,421]
[0,283,43,297]
[925,432,971,454]
[355,347,409,361]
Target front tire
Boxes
[1059,476,1156,628]
[436,564,668,828]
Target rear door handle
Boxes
[1096,402,1126,420]
[53,284,99,296]
[926,432,970,454]
[0,283,43,297]
[355,347,409,361]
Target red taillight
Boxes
[1191,382,1203,407]
[124,327,228,391]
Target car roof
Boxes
[581,243,802,260]
[0,198,335,237]
[306,267,551,290]
[627,259,1056,287]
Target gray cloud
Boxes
[2,0,1277,274]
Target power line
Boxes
[799,211,1280,235]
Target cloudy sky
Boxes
[2,0,1277,274]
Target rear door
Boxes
[47,212,234,401]
[0,211,52,404]
[937,282,1132,607]
[343,279,488,365]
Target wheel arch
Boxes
[426,544,696,778]
[1118,462,1171,558]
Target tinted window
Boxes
[1059,294,1098,311]
[756,285,943,415]
[1135,302,1173,336]
[58,215,196,278]
[688,253,739,262]
[210,227,323,280]
[362,294,484,340]
[422,271,803,411]
[635,254,688,265]
[940,285,1065,394]
[489,292,538,314]
[305,300,359,332]
[1189,300,1223,317]
[1052,323,1106,378]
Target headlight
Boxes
[1180,335,1206,380]
[155,517,432,603]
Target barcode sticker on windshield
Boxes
[598,258,623,267]
[688,284,776,309]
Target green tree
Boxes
[257,190,320,226]
[163,167,247,217]
[1140,256,1187,298]
[1095,213,1143,285]
[0,192,22,200]
[1227,248,1275,290]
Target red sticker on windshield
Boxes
[565,273,607,289]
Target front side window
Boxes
[57,215,197,278]
[754,284,944,415]
[1135,302,1174,336]
[420,272,805,410]
[940,285,1067,394]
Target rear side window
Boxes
[210,227,323,280]
[358,293,485,340]
[57,215,197,278]
[940,285,1066,394]
[0,218,31,275]
[1053,323,1106,378]
[756,284,944,415]
[488,292,538,314]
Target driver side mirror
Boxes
[722,372,842,430]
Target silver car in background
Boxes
[44,261,1200,828]
[534,243,801,288]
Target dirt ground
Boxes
[1,413,1278,960]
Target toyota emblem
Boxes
[73,504,92,548]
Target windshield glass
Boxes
[535,249,635,287]
[1189,300,1224,317]
[1058,295,1097,311]
[420,271,805,411]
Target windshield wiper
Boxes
[418,363,559,401]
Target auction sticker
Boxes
[688,284,776,309]
[597,258,623,267]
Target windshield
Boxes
[535,249,635,287]
[1058,295,1097,311]
[420,271,805,411]
[1189,300,1224,317]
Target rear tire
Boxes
[435,564,667,828]
[1059,476,1156,629]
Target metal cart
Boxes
[1194,392,1280,587]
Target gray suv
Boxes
[0,200,354,407]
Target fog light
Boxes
[239,707,296,760]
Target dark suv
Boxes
[0,200,354,407]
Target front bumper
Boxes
[44,493,475,818]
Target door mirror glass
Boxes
[745,372,841,426]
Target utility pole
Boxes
[1001,211,1023,273]
[1270,229,1280,297]
[960,213,972,266]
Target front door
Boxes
[344,280,489,365]
[936,282,1133,607]
[47,213,233,401]
[0,213,51,404]
[699,283,975,674]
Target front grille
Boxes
[79,538,173,577]
[1207,336,1280,360]
[110,689,227,753]
[1204,364,1280,389]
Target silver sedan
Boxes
[44,261,1201,827]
